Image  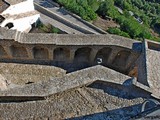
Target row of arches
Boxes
[0,45,132,68]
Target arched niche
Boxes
[112,50,131,67]
[0,45,7,57]
[10,45,28,58]
[33,46,49,59]
[94,47,112,65]
[53,47,70,61]
[74,47,92,63]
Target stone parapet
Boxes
[0,27,137,49]
[0,65,132,97]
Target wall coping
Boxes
[0,65,132,97]
[0,28,139,49]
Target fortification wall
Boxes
[34,3,98,34]
[0,28,137,47]
[0,28,141,74]
[0,65,132,97]
[0,86,145,120]
[33,1,107,34]
[144,40,160,98]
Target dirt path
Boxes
[92,17,119,31]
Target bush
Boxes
[107,27,130,38]
[97,0,119,18]
[38,23,61,33]
[56,0,97,21]
[51,27,60,33]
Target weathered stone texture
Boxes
[146,49,160,97]
[0,65,132,97]
[5,0,27,5]
[0,86,145,120]
[0,63,66,85]
[0,74,8,90]
[0,27,137,49]
[0,24,159,120]
[137,41,148,86]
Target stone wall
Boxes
[0,39,140,74]
[0,85,145,120]
[0,65,132,97]
[0,28,142,74]
[0,63,66,85]
[145,40,160,98]
[137,41,148,86]
[0,28,137,47]
[136,40,160,99]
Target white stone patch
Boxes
[2,0,35,15]
[0,0,40,32]
[0,74,8,91]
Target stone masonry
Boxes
[0,0,160,119]
[0,27,159,119]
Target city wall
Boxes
[0,28,141,74]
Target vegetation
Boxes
[38,23,61,33]
[54,0,160,42]
[107,27,130,37]
[97,0,160,40]
[55,0,101,21]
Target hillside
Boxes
[54,0,160,42]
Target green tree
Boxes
[87,0,100,12]
[107,27,130,37]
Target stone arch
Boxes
[33,46,49,59]
[53,47,70,61]
[10,45,28,58]
[94,47,112,65]
[74,47,92,62]
[112,50,131,67]
[0,45,7,57]
[5,22,14,29]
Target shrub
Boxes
[107,27,130,38]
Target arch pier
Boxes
[0,39,140,74]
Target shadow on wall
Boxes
[54,47,70,61]
[0,45,7,57]
[74,47,91,63]
[112,50,131,68]
[147,41,160,51]
[67,104,142,120]
[0,43,140,76]
[39,0,53,8]
[88,81,151,100]
[33,46,49,59]
[10,45,28,58]
[94,47,112,66]
[132,42,142,52]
